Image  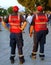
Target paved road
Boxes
[0,24,51,65]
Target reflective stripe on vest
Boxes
[35,22,47,24]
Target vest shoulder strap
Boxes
[9,14,20,21]
[9,15,11,22]
[45,14,48,19]
[36,14,38,20]
[18,13,20,20]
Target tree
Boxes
[0,8,7,16]
[18,0,48,11]
[2,9,7,16]
[35,0,48,10]
[7,6,13,14]
[0,8,2,16]
[18,0,36,12]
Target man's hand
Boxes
[29,33,33,37]
[20,22,27,31]
[19,27,24,31]
[29,25,33,37]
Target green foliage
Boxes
[2,9,7,16]
[18,0,49,11]
[35,0,48,10]
[18,0,36,11]
[7,6,13,14]
[0,9,2,16]
[0,8,7,16]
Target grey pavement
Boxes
[0,24,51,65]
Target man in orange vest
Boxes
[2,6,27,64]
[30,6,49,60]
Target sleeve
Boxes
[30,15,35,26]
[20,15,26,23]
[48,14,51,21]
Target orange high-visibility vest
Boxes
[8,15,22,33]
[33,14,48,32]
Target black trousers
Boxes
[33,30,46,54]
[10,32,23,57]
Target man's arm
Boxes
[29,15,35,37]
[20,15,27,31]
[20,21,27,31]
[2,17,9,31]
[29,25,33,37]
